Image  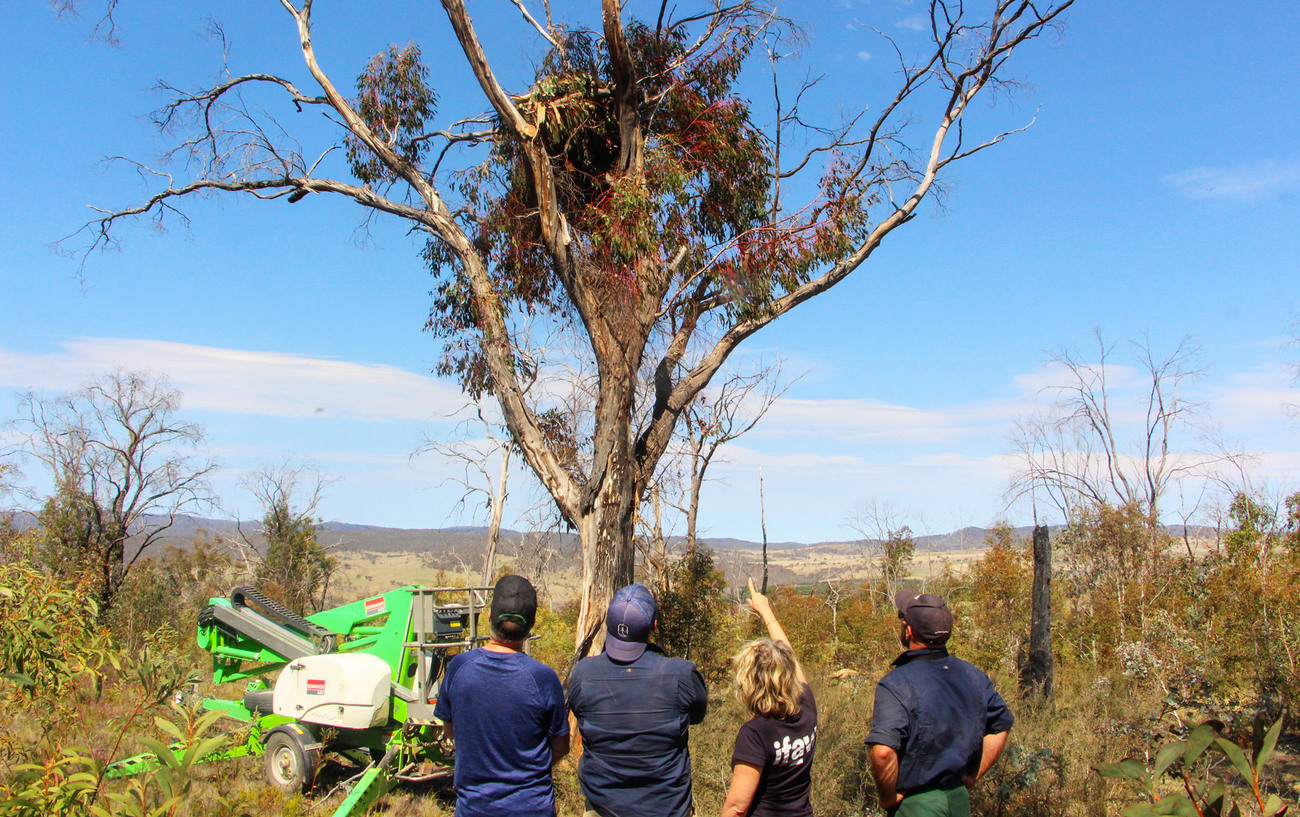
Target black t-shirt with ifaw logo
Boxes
[731,684,817,817]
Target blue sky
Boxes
[1,1,1297,544]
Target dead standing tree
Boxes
[14,371,215,614]
[415,403,518,587]
[70,0,1076,654]
[1007,332,1214,646]
[667,358,793,557]
[1007,331,1207,525]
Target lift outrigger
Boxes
[110,584,494,816]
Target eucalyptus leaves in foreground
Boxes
[1094,718,1290,817]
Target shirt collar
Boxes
[891,646,950,667]
[604,641,666,662]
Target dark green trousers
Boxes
[886,786,971,817]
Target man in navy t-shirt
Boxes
[433,575,569,817]
[567,583,708,817]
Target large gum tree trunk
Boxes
[572,443,639,661]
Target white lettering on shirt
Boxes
[771,726,817,766]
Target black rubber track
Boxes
[230,586,336,652]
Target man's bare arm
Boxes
[549,734,570,767]
[869,743,904,809]
[975,731,1009,782]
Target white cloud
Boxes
[1011,359,1145,399]
[1165,159,1300,203]
[761,397,978,442]
[897,15,929,31]
[857,50,873,62]
[0,339,466,422]
[1208,365,1297,429]
[714,444,867,470]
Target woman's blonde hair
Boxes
[731,638,802,719]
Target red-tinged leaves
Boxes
[424,13,877,395]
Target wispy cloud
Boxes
[1209,365,1298,428]
[762,397,976,442]
[857,50,873,62]
[897,15,929,31]
[0,339,466,422]
[1011,360,1146,398]
[1165,159,1300,203]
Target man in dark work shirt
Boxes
[866,590,1014,817]
[567,583,708,817]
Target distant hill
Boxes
[2,511,1218,565]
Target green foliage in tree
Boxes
[656,547,732,675]
[880,526,915,595]
[36,486,124,597]
[108,543,238,654]
[423,18,872,397]
[346,44,437,185]
[1203,491,1300,702]
[256,498,334,617]
[964,524,1032,673]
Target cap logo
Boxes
[617,623,629,638]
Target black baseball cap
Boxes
[605,583,657,662]
[895,588,953,645]
[491,574,537,631]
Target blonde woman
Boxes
[722,578,817,817]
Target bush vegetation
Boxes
[1,494,1297,816]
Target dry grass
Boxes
[5,533,1295,817]
[330,551,583,606]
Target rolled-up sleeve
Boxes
[864,683,907,750]
[984,684,1014,734]
[681,665,708,724]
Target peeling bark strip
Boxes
[72,0,1075,656]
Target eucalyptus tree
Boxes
[15,371,214,613]
[72,0,1076,652]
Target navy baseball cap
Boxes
[894,588,953,645]
[605,583,657,662]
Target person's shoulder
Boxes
[572,653,607,670]
[444,649,476,672]
[801,682,816,706]
[876,661,907,685]
[737,712,767,736]
[656,652,700,675]
[513,652,562,687]
[569,653,606,680]
[946,654,995,680]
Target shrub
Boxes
[1094,717,1291,817]
[0,557,112,696]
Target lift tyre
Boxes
[263,726,321,793]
